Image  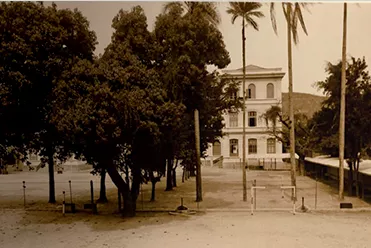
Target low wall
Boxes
[303,159,371,200]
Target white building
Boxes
[205,64,290,169]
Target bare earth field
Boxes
[1,165,369,211]
[1,210,371,248]
[1,165,371,247]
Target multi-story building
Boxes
[205,64,290,169]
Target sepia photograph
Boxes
[1,1,371,247]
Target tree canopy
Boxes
[0,1,97,201]
[1,2,241,217]
[311,57,371,164]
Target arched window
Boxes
[267,83,274,98]
[213,141,221,156]
[267,138,276,154]
[248,111,257,127]
[230,139,239,157]
[248,139,257,154]
[247,84,256,99]
[229,111,238,127]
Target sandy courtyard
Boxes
[1,165,371,247]
[1,209,371,248]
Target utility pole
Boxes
[339,2,347,200]
[194,109,202,202]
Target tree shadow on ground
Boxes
[11,209,197,232]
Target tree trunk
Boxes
[190,163,196,177]
[299,155,306,176]
[286,4,297,199]
[172,160,177,188]
[97,168,108,203]
[347,161,353,196]
[194,109,202,202]
[130,168,141,211]
[105,163,135,217]
[339,2,347,200]
[48,148,56,203]
[241,17,247,202]
[182,166,185,183]
[165,159,173,191]
[356,158,360,197]
[150,180,156,202]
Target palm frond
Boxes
[245,17,259,31]
[230,14,239,25]
[249,11,265,18]
[270,3,278,34]
[291,7,299,44]
[227,2,264,28]
[291,3,309,44]
[282,3,289,23]
[295,3,308,35]
[164,2,220,27]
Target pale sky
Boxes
[54,1,371,96]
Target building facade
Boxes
[205,64,287,168]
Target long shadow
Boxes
[11,208,195,232]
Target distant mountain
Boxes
[282,92,327,118]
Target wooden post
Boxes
[69,180,73,204]
[315,176,318,209]
[253,180,256,210]
[141,183,144,210]
[22,181,26,207]
[63,191,66,216]
[90,180,97,214]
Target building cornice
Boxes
[223,72,286,80]
[222,129,282,135]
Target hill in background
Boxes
[282,92,327,118]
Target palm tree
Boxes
[164,2,220,26]
[163,2,221,202]
[226,2,264,202]
[339,3,347,200]
[270,3,310,193]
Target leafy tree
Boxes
[312,57,371,196]
[227,2,264,201]
[262,106,316,175]
[53,6,181,216]
[155,2,231,193]
[270,3,311,189]
[0,2,97,202]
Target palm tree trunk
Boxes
[242,17,247,202]
[287,4,297,197]
[339,2,347,200]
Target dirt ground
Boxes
[1,165,371,247]
[1,209,371,248]
[0,165,369,212]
